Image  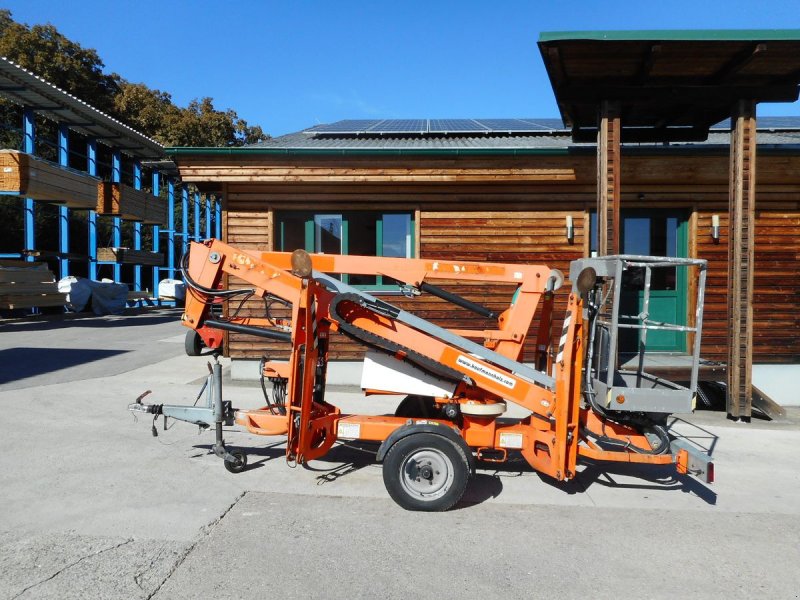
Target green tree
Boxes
[0,9,270,147]
[0,9,119,114]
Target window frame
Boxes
[276,210,416,292]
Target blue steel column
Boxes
[152,170,160,297]
[22,109,35,262]
[205,195,211,239]
[193,191,201,242]
[167,179,175,279]
[58,124,70,278]
[87,139,98,279]
[181,186,189,254]
[215,196,222,239]
[111,151,122,282]
[133,160,142,291]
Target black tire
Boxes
[185,329,202,356]
[382,433,470,512]
[394,395,439,418]
[224,450,248,474]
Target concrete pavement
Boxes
[0,310,798,599]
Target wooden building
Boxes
[169,31,800,416]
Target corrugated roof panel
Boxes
[0,56,164,158]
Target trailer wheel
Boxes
[224,450,248,474]
[185,330,202,356]
[382,433,469,511]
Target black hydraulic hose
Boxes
[180,252,255,298]
[419,282,498,319]
[205,319,292,342]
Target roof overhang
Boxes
[538,30,800,142]
[0,56,165,158]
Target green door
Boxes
[619,210,689,353]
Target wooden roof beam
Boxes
[558,83,799,105]
[636,44,662,84]
[710,43,766,83]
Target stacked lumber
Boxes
[0,260,66,309]
[96,182,156,222]
[143,197,168,226]
[0,150,101,209]
[97,247,164,266]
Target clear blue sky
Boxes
[6,0,800,136]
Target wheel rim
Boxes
[399,448,454,501]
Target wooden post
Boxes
[597,100,621,255]
[727,99,757,419]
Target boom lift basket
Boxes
[570,255,707,415]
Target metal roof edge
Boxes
[538,29,800,43]
[166,144,800,159]
[166,147,578,157]
[0,56,165,157]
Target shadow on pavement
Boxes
[0,310,181,333]
[191,436,716,506]
[0,347,129,384]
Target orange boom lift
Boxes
[130,239,713,511]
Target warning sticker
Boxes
[337,422,361,439]
[456,356,516,389]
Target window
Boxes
[276,211,414,290]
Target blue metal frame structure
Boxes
[23,109,35,262]
[133,160,142,291]
[0,58,225,312]
[58,124,69,278]
[181,187,189,254]
[167,180,176,279]
[7,103,221,302]
[193,191,201,242]
[152,170,160,296]
[111,150,122,282]
[206,196,211,239]
[87,139,98,280]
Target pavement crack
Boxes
[11,538,134,599]
[145,491,246,600]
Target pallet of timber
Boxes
[0,260,66,309]
[0,150,101,209]
[96,182,154,221]
[97,247,164,266]
[143,196,168,226]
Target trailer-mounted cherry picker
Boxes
[130,239,713,511]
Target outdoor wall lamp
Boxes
[565,215,574,243]
[711,214,720,241]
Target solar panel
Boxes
[524,118,565,130]
[429,119,489,133]
[368,119,428,134]
[307,119,383,133]
[475,119,554,132]
[307,117,569,136]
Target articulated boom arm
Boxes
[160,239,712,506]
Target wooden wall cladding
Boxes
[695,208,800,364]
[223,193,586,362]
[96,183,165,224]
[0,150,100,209]
[214,152,800,365]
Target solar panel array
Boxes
[307,118,566,135]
